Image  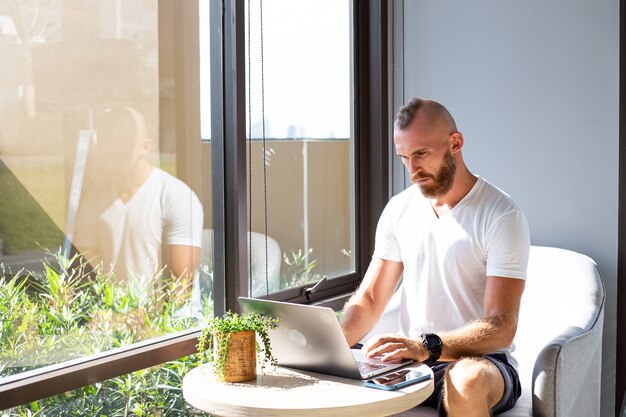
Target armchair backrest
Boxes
[513,246,605,417]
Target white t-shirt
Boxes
[373,177,530,361]
[97,168,203,290]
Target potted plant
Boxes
[196,311,279,382]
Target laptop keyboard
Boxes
[357,361,387,375]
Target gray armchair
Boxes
[369,246,605,417]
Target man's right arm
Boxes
[340,258,404,347]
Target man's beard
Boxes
[413,151,456,198]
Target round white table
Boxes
[183,363,434,417]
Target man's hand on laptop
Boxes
[361,334,429,363]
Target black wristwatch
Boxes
[420,333,443,362]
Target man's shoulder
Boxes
[383,185,423,214]
[473,177,522,213]
[153,168,188,189]
[389,184,423,204]
[378,185,429,227]
[151,168,202,209]
[152,168,200,197]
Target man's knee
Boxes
[443,357,504,409]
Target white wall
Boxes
[398,0,619,414]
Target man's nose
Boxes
[407,156,420,174]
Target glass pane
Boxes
[244,0,354,296]
[0,0,213,380]
[199,0,211,141]
[5,355,210,416]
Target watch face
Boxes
[425,334,441,346]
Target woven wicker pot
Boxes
[213,330,257,382]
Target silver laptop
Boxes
[238,297,412,380]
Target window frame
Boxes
[245,0,393,309]
[0,0,392,409]
[615,0,626,414]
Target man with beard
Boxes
[75,106,204,316]
[340,98,530,416]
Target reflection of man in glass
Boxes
[78,106,203,309]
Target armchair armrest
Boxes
[532,305,604,417]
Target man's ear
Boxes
[139,137,153,156]
[449,131,464,153]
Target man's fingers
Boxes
[366,338,421,361]
[362,334,400,354]
[362,335,423,362]
[366,341,405,358]
[379,347,412,362]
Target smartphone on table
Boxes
[364,368,432,391]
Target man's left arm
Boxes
[165,185,204,301]
[169,245,201,299]
[435,276,525,360]
[363,276,525,362]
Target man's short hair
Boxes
[394,98,424,130]
[394,98,457,134]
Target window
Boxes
[0,0,390,410]
[243,0,354,297]
[0,0,212,407]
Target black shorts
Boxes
[420,353,522,416]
